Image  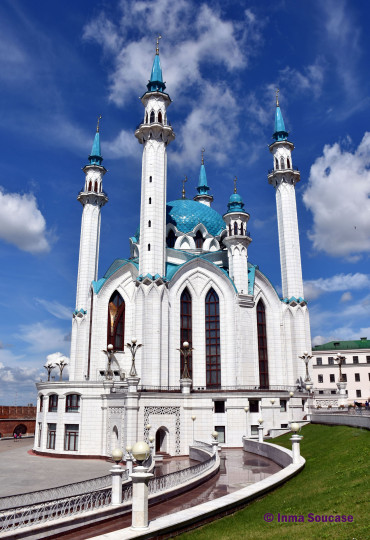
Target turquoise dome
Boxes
[166,199,225,236]
[229,193,242,203]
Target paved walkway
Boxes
[0,439,112,496]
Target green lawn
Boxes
[179,424,369,540]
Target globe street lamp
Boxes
[177,341,193,380]
[244,406,249,438]
[191,415,196,442]
[335,353,346,382]
[55,357,68,382]
[110,448,124,505]
[130,441,153,529]
[102,343,115,380]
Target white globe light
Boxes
[132,441,150,462]
[191,415,196,421]
[244,406,249,412]
[149,435,155,443]
[258,417,264,425]
[289,392,294,397]
[270,399,275,405]
[112,447,123,463]
[107,344,114,351]
[183,341,189,348]
[132,338,137,344]
[291,422,300,433]
[212,431,219,439]
[126,445,132,453]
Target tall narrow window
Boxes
[287,157,291,168]
[40,395,43,412]
[275,158,279,169]
[167,229,176,248]
[64,424,79,451]
[195,230,204,249]
[148,244,151,251]
[47,423,56,449]
[158,111,163,123]
[149,176,152,183]
[48,394,58,412]
[205,289,221,388]
[280,157,284,169]
[94,181,98,192]
[257,300,269,388]
[240,222,244,235]
[180,288,192,378]
[148,220,151,227]
[233,222,238,235]
[150,111,155,123]
[229,224,232,235]
[88,181,92,191]
[145,112,148,123]
[107,291,125,350]
[149,197,152,204]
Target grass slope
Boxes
[179,424,369,540]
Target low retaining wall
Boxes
[311,413,370,430]
[101,438,305,539]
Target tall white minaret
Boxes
[135,37,175,277]
[268,92,304,302]
[223,177,251,294]
[75,118,108,312]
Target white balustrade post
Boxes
[130,466,154,529]
[258,425,264,443]
[211,430,219,454]
[290,423,302,464]
[110,448,124,506]
[125,446,133,475]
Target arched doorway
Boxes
[13,424,27,436]
[155,427,169,453]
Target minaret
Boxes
[223,177,251,294]
[193,149,213,206]
[267,91,304,302]
[75,118,108,313]
[135,37,175,277]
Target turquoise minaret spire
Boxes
[193,148,213,206]
[147,35,166,93]
[272,89,289,142]
[88,115,103,166]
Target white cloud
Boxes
[312,326,370,347]
[279,58,325,99]
[304,273,370,301]
[340,291,352,303]
[35,298,72,320]
[83,0,264,165]
[17,322,70,354]
[46,352,69,365]
[303,133,370,257]
[0,188,51,254]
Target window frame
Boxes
[65,394,80,413]
[257,300,269,388]
[64,424,79,451]
[48,394,58,412]
[205,289,221,388]
[47,423,57,450]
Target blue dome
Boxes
[166,199,225,236]
[229,193,242,203]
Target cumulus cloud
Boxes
[83,0,264,164]
[303,273,370,301]
[312,325,370,347]
[303,133,370,258]
[46,352,69,365]
[0,188,51,253]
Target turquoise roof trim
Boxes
[88,132,103,166]
[272,106,289,142]
[147,53,166,93]
[92,258,138,293]
[197,164,210,195]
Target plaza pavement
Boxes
[0,438,112,497]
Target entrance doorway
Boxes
[155,427,169,453]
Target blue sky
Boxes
[1,0,370,404]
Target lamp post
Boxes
[335,353,346,382]
[125,445,133,475]
[335,353,347,407]
[299,351,313,386]
[43,363,55,382]
[149,435,155,457]
[178,341,193,393]
[110,448,124,505]
[102,344,115,380]
[289,391,294,422]
[211,431,219,454]
[126,338,142,378]
[290,423,302,464]
[55,357,68,382]
[244,406,249,438]
[130,441,154,530]
[258,417,264,443]
[191,415,196,442]
[270,399,275,429]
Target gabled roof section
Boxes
[92,258,138,293]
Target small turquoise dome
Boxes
[229,193,242,203]
[166,199,225,236]
[226,192,246,213]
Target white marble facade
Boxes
[35,48,311,457]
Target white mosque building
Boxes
[35,43,311,457]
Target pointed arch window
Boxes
[148,220,151,227]
[275,158,279,170]
[158,111,163,123]
[287,157,291,168]
[205,289,221,388]
[145,112,148,123]
[150,111,155,123]
[167,229,176,248]
[280,157,285,169]
[94,181,98,192]
[195,230,204,249]
[88,181,92,191]
[233,222,238,235]
[107,292,125,351]
[149,197,152,204]
[240,222,244,235]
[180,288,192,378]
[257,299,269,388]
[229,224,232,236]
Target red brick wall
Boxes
[0,406,36,437]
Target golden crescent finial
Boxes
[276,88,280,107]
[233,176,237,194]
[201,148,205,165]
[156,35,162,55]
[96,115,102,133]
[182,175,187,199]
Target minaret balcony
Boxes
[135,122,175,144]
[267,167,300,186]
[77,190,108,206]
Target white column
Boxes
[290,434,302,464]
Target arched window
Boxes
[195,230,204,249]
[257,300,269,388]
[167,229,176,248]
[149,176,152,183]
[233,222,238,235]
[240,222,244,235]
[150,110,155,123]
[145,112,148,123]
[48,394,58,412]
[107,291,125,351]
[148,220,151,227]
[149,197,152,204]
[275,158,279,170]
[88,181,92,191]
[158,111,162,123]
[287,157,291,168]
[39,395,44,412]
[280,157,285,169]
[94,181,98,192]
[148,244,151,251]
[229,223,232,236]
[65,394,80,412]
[180,288,192,378]
[205,289,221,388]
